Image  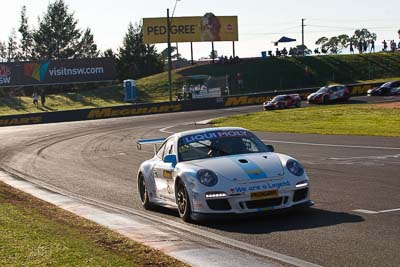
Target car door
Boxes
[329,86,339,100]
[153,138,176,201]
[390,82,400,94]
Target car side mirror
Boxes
[163,154,177,167]
[266,145,275,152]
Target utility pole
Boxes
[167,8,173,102]
[301,18,305,56]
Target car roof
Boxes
[174,127,249,138]
[328,84,344,88]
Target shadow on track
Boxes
[195,208,364,234]
[147,206,364,234]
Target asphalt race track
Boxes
[0,96,399,267]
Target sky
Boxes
[1,0,399,60]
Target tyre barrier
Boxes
[0,82,383,127]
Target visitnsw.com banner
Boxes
[0,58,116,87]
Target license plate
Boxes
[251,190,279,200]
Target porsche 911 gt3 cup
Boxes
[136,127,313,222]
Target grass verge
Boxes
[0,181,186,266]
[211,103,400,137]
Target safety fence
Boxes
[0,81,383,127]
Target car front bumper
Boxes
[191,199,314,220]
[190,184,312,216]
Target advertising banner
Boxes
[0,58,116,87]
[143,14,238,44]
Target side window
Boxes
[158,138,174,160]
[156,141,167,159]
[165,139,174,156]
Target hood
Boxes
[185,153,284,181]
[307,92,323,100]
[264,101,277,106]
[368,87,379,93]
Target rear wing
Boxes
[136,138,166,151]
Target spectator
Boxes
[282,47,288,56]
[236,72,244,90]
[358,42,363,54]
[370,40,375,52]
[188,84,194,99]
[363,40,368,53]
[32,92,38,107]
[182,83,187,100]
[276,48,281,57]
[40,91,46,107]
[390,40,396,52]
[350,41,354,54]
[382,40,388,51]
[314,48,320,54]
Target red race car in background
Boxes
[263,94,302,110]
[307,85,350,104]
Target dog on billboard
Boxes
[200,13,221,41]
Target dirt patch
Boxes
[369,101,400,109]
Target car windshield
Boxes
[271,96,285,102]
[381,82,392,88]
[316,87,328,93]
[178,130,271,162]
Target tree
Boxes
[33,0,81,59]
[160,46,180,61]
[102,48,116,59]
[18,5,34,60]
[209,49,218,59]
[315,35,349,54]
[352,28,376,53]
[117,22,163,80]
[7,29,18,61]
[0,41,7,61]
[76,28,99,58]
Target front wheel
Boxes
[176,181,192,222]
[295,100,301,107]
[323,95,329,104]
[138,173,153,210]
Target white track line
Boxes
[353,208,400,214]
[262,140,400,150]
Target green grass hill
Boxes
[1,52,399,115]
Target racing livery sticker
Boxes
[230,180,290,193]
[182,130,251,144]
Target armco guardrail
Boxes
[0,81,384,127]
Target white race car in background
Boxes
[136,127,313,222]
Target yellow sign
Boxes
[143,13,238,43]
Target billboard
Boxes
[143,13,238,44]
[0,58,116,87]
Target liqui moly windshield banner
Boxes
[0,58,116,87]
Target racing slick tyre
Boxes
[295,100,301,107]
[138,173,153,210]
[323,95,329,104]
[278,103,285,109]
[176,180,192,222]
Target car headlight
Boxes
[286,159,305,176]
[197,169,218,187]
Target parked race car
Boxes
[136,127,313,222]
[307,85,350,104]
[367,81,400,96]
[263,94,302,110]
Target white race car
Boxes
[137,127,313,222]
